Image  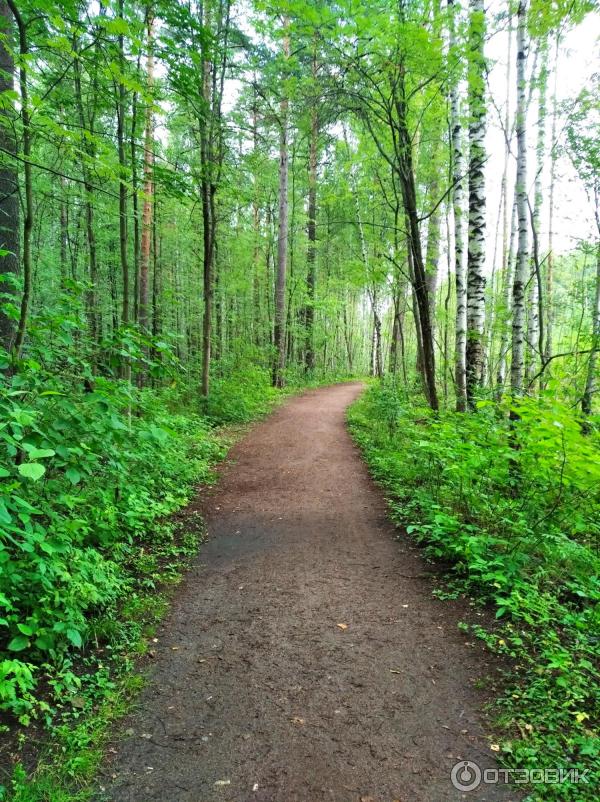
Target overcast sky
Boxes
[484,3,600,266]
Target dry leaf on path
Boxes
[337,623,348,630]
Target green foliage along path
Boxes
[349,382,600,801]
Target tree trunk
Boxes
[59,174,68,288]
[525,39,548,385]
[511,0,529,397]
[544,33,560,378]
[425,178,441,335]
[582,238,600,418]
[272,18,290,388]
[496,197,517,394]
[449,0,467,410]
[304,45,318,373]
[0,0,19,352]
[251,87,262,345]
[7,0,32,361]
[117,0,129,328]
[139,11,154,334]
[395,70,438,410]
[495,17,514,398]
[73,37,99,349]
[465,0,487,408]
[131,53,142,324]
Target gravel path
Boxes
[100,382,517,802]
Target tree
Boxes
[138,10,155,335]
[510,0,529,397]
[0,0,19,352]
[465,0,486,407]
[6,0,31,362]
[272,16,290,389]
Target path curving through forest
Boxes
[101,383,517,802]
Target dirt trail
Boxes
[101,383,517,802]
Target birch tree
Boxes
[511,0,529,396]
[465,0,487,407]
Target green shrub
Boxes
[348,381,600,802]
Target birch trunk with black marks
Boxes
[511,0,529,397]
[465,0,486,408]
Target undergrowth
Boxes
[348,381,600,802]
[0,318,295,800]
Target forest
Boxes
[0,0,598,800]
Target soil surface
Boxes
[100,383,518,802]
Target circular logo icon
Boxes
[451,760,482,792]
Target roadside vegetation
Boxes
[0,303,297,800]
[349,381,600,802]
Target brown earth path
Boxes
[100,382,518,802]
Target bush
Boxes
[348,381,600,802]
[0,360,224,722]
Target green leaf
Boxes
[0,501,11,524]
[7,635,30,652]
[65,467,82,485]
[24,446,55,460]
[17,463,46,481]
[66,628,82,648]
[17,623,34,636]
[0,467,11,477]
[35,634,55,651]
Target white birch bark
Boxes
[465,0,487,407]
[511,0,529,396]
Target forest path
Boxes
[101,382,517,802]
